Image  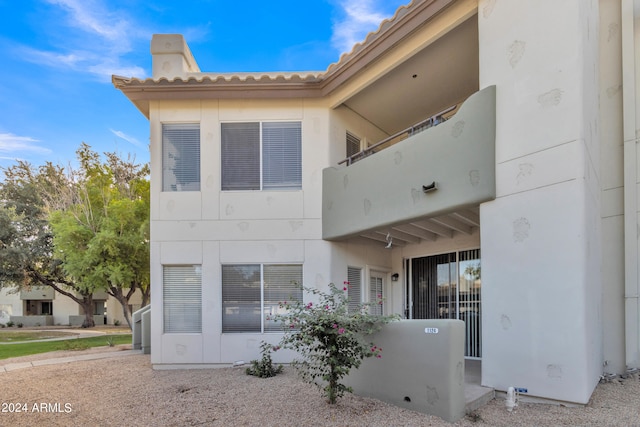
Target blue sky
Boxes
[0,0,407,171]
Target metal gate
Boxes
[407,249,481,358]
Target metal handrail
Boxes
[338,104,457,166]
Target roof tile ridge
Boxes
[324,0,416,75]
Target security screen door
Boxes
[409,249,481,358]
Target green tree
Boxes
[0,161,98,327]
[50,144,150,329]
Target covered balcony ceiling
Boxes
[327,15,485,248]
[341,15,479,136]
[354,207,481,248]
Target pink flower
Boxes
[273,346,280,351]
[343,286,348,291]
[332,323,338,329]
[306,302,313,308]
[376,354,382,358]
[289,323,295,329]
[343,281,350,285]
[338,328,345,334]
[325,305,330,310]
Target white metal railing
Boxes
[339,104,457,166]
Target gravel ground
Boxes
[1,348,639,426]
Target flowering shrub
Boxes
[273,282,398,404]
[245,341,283,378]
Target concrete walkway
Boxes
[0,349,143,373]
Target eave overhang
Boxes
[112,0,458,118]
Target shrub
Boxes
[1,324,5,328]
[114,319,120,326]
[274,282,399,404]
[106,336,115,347]
[6,321,14,327]
[245,341,283,378]
[16,323,23,328]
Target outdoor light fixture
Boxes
[391,273,399,281]
[422,181,437,193]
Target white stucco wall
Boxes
[478,0,602,404]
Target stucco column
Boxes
[478,0,601,403]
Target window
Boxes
[347,266,362,314]
[369,274,384,316]
[222,264,302,333]
[162,124,200,191]
[221,122,302,190]
[163,265,202,333]
[346,131,361,158]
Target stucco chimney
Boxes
[150,34,200,79]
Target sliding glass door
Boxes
[409,249,481,358]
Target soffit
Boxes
[349,207,481,248]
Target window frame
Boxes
[221,263,303,333]
[162,265,202,334]
[221,121,302,191]
[162,123,201,192]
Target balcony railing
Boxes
[322,86,496,241]
[339,105,458,166]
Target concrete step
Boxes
[465,383,495,413]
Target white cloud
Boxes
[0,133,52,155]
[110,129,145,149]
[18,0,149,81]
[331,0,394,55]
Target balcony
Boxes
[322,86,496,242]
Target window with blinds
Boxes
[222,264,302,333]
[162,124,200,191]
[221,122,301,191]
[346,131,361,158]
[369,276,384,316]
[347,267,362,314]
[163,265,202,333]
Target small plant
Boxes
[106,336,115,347]
[274,282,399,404]
[246,341,283,378]
[16,323,23,328]
[1,324,5,328]
[6,321,14,327]
[113,319,120,326]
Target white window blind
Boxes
[162,124,200,192]
[369,276,383,316]
[221,122,260,190]
[263,264,303,332]
[163,265,202,333]
[221,122,301,191]
[263,122,302,190]
[347,267,362,314]
[222,264,302,333]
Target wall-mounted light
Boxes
[391,273,399,282]
[423,181,438,193]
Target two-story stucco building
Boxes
[113,0,640,405]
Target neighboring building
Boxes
[113,0,640,405]
[0,286,142,326]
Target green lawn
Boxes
[0,331,76,342]
[0,335,132,360]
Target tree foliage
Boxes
[0,161,99,326]
[49,144,150,329]
[274,283,399,404]
[0,144,150,329]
